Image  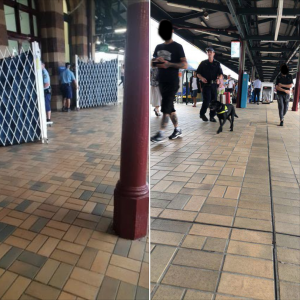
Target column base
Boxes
[113,181,149,240]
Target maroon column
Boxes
[236,40,245,108]
[292,51,300,111]
[113,0,149,240]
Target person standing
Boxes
[42,62,51,122]
[253,77,262,105]
[197,47,223,122]
[275,64,293,126]
[60,63,78,112]
[150,67,162,116]
[226,75,235,95]
[119,64,125,87]
[189,71,200,107]
[151,20,187,143]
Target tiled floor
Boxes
[150,101,300,300]
[0,105,149,300]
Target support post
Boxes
[292,49,300,111]
[113,0,149,240]
[75,55,80,110]
[236,40,245,108]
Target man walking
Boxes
[197,47,223,122]
[151,20,187,143]
[60,63,78,112]
[42,62,51,122]
[253,76,262,105]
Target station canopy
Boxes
[151,0,300,82]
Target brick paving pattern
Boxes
[150,102,299,300]
[0,106,149,300]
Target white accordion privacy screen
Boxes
[76,57,118,109]
[0,43,47,147]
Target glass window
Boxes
[33,16,38,37]
[22,41,31,51]
[17,0,29,6]
[20,11,30,35]
[8,40,19,55]
[32,0,36,9]
[4,5,17,32]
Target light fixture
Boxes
[258,15,296,19]
[274,0,283,41]
[195,30,220,37]
[260,51,282,54]
[200,21,207,27]
[108,46,116,50]
[119,49,124,53]
[167,2,203,12]
[222,53,231,56]
[115,28,127,33]
[261,41,288,43]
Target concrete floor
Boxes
[0,105,149,300]
[150,101,299,300]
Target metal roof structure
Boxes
[151,0,300,82]
[95,0,127,53]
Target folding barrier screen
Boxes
[76,56,118,109]
[0,43,47,146]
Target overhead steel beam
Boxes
[258,18,294,25]
[245,35,300,41]
[225,0,256,71]
[236,7,300,15]
[164,0,230,13]
[250,47,292,52]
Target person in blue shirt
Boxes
[60,63,78,112]
[42,62,51,122]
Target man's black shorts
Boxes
[159,82,179,114]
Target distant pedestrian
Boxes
[275,64,293,126]
[253,77,262,105]
[119,64,125,87]
[151,67,162,116]
[151,20,187,143]
[42,62,51,122]
[226,75,235,94]
[189,71,200,107]
[60,63,78,112]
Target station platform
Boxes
[150,102,299,299]
[0,106,148,300]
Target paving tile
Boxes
[91,250,111,274]
[49,263,73,289]
[64,278,99,300]
[128,241,146,261]
[159,209,197,222]
[166,194,191,210]
[151,245,176,283]
[0,247,23,269]
[77,247,98,270]
[190,224,230,239]
[151,230,184,246]
[30,218,49,233]
[110,254,141,272]
[150,219,191,234]
[9,260,40,279]
[139,262,149,289]
[35,259,60,284]
[26,281,60,300]
[113,238,132,257]
[0,271,18,298]
[280,281,300,300]
[203,237,227,253]
[183,196,206,211]
[2,276,31,300]
[162,265,219,292]
[18,251,47,268]
[50,250,80,265]
[278,263,300,283]
[116,282,137,300]
[276,234,300,250]
[181,235,206,250]
[153,285,184,300]
[184,290,213,300]
[231,228,272,244]
[97,277,120,300]
[217,273,274,299]
[71,266,104,287]
[196,213,233,226]
[0,224,16,242]
[135,286,149,300]
[38,238,60,257]
[173,249,223,271]
[106,265,139,285]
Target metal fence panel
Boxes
[0,43,46,146]
[76,57,118,109]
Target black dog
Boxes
[209,101,239,134]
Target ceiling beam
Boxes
[250,47,292,52]
[237,8,300,15]
[245,35,300,41]
[164,0,230,13]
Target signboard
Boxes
[231,41,240,58]
[98,44,109,53]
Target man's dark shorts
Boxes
[62,84,73,99]
[45,93,51,112]
[159,82,179,114]
[191,90,198,97]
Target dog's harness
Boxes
[217,105,228,114]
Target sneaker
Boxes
[67,108,71,112]
[280,121,283,126]
[151,132,164,143]
[154,108,159,117]
[210,118,217,122]
[169,128,182,140]
[46,119,51,122]
[62,106,65,112]
[200,115,208,122]
[257,102,259,105]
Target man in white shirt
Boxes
[253,77,262,105]
[226,75,235,94]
